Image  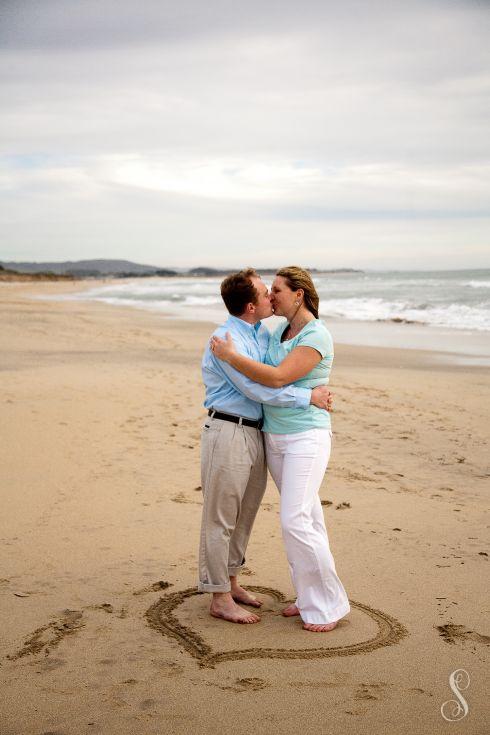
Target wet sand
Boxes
[1,281,488,735]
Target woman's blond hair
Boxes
[276,266,319,319]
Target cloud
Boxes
[0,0,489,266]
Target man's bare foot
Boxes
[303,621,338,632]
[282,603,300,617]
[231,583,262,608]
[210,593,260,624]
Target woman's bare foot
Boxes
[230,583,262,608]
[303,621,338,632]
[282,603,300,617]
[210,593,260,624]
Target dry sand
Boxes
[1,280,488,735]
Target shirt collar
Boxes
[226,314,262,335]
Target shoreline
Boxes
[6,278,490,369]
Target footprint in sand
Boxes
[436,624,490,646]
[221,677,269,692]
[133,580,172,596]
[139,698,157,710]
[344,470,375,483]
[171,492,201,505]
[35,657,67,672]
[354,682,389,701]
[87,602,114,614]
[288,673,350,689]
[152,660,184,677]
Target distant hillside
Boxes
[0,259,171,276]
[0,264,74,281]
[189,266,362,276]
[0,260,363,279]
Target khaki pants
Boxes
[198,416,267,593]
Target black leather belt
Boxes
[208,409,263,430]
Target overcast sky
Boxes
[1,0,489,269]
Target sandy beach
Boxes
[1,280,488,735]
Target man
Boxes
[199,268,333,624]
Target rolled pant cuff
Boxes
[198,581,231,593]
[227,565,244,577]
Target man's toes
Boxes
[234,606,260,623]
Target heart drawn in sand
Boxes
[145,586,408,668]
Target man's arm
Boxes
[210,352,332,411]
[211,351,311,408]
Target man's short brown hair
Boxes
[220,268,259,316]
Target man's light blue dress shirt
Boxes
[202,315,311,420]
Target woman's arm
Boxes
[210,332,322,388]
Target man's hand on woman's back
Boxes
[311,386,333,412]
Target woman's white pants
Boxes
[265,428,351,625]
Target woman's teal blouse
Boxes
[262,319,333,434]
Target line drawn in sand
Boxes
[145,585,409,668]
[7,609,84,661]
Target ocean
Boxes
[38,269,490,362]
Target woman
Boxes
[210,266,350,632]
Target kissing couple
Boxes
[198,266,350,632]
